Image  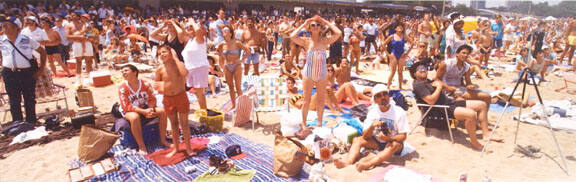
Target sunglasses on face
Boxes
[310,23,321,27]
[374,92,389,98]
[417,66,428,72]
[328,69,334,72]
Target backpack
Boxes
[389,90,409,111]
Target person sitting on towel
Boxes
[118,64,168,154]
[334,84,409,171]
[435,44,491,108]
[410,61,502,151]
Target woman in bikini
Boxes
[217,25,251,108]
[383,24,413,89]
[289,15,341,128]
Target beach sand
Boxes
[1,59,576,182]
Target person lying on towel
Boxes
[410,61,502,151]
[334,84,409,171]
[118,64,168,154]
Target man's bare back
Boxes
[45,29,61,46]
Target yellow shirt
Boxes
[429,21,438,34]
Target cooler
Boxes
[116,118,160,149]
[67,59,76,70]
[90,71,112,87]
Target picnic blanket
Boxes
[69,133,310,182]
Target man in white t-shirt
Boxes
[334,84,409,171]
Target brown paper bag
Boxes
[76,88,95,109]
[77,125,119,162]
[273,133,307,177]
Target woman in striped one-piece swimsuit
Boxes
[289,15,342,129]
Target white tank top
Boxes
[182,37,209,69]
[442,58,469,86]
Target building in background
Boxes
[470,0,486,9]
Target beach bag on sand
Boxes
[274,133,307,177]
[78,125,119,162]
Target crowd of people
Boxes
[1,0,575,172]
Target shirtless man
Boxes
[559,15,576,70]
[418,13,432,52]
[65,12,93,84]
[40,17,71,76]
[154,46,194,157]
[349,25,365,73]
[241,17,265,75]
[478,28,494,66]
[334,58,352,86]
[278,16,292,58]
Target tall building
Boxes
[470,0,486,9]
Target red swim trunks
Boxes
[162,91,190,116]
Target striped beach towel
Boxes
[69,133,309,182]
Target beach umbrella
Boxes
[462,17,478,34]
[127,34,148,43]
[544,16,557,21]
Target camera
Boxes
[380,122,390,136]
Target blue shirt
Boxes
[491,23,503,40]
[214,19,229,43]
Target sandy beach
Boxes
[1,56,575,182]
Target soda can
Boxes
[459,172,467,182]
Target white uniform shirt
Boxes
[0,34,41,69]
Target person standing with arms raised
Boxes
[179,18,209,110]
[289,15,341,128]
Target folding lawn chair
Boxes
[234,86,259,132]
[410,102,455,143]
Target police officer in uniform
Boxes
[1,15,47,123]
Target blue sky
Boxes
[451,0,561,8]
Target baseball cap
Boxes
[371,84,389,101]
[25,16,39,24]
[0,14,17,24]
[225,145,247,160]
